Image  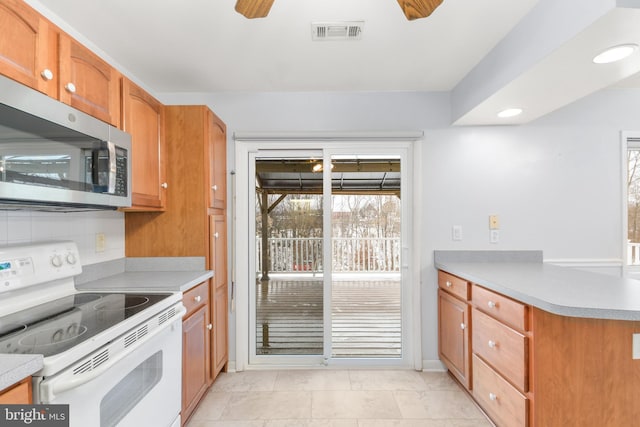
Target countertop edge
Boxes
[0,354,43,392]
[435,260,640,321]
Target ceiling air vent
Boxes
[312,21,363,41]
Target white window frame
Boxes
[622,131,640,277]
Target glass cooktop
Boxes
[0,292,171,357]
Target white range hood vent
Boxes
[312,21,363,41]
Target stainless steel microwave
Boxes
[0,75,131,210]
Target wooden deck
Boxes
[256,276,401,358]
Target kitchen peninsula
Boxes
[435,250,640,427]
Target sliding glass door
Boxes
[248,144,410,366]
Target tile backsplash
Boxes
[0,210,125,265]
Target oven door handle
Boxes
[41,308,185,402]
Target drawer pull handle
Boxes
[161,182,168,189]
[194,295,202,302]
[212,185,218,191]
[489,392,497,401]
[487,301,497,309]
[65,82,76,93]
[207,324,213,330]
[460,323,466,330]
[445,281,452,287]
[488,340,497,349]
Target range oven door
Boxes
[36,314,182,427]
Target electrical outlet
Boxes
[96,233,106,252]
[633,334,640,359]
[490,229,499,244]
[452,225,462,241]
[489,215,500,229]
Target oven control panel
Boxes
[0,241,82,294]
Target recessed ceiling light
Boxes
[593,44,638,64]
[497,108,523,118]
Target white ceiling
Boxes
[26,0,640,125]
[29,0,538,92]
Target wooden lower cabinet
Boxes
[0,377,32,404]
[439,269,640,427]
[438,289,471,389]
[182,281,211,425]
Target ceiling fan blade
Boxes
[235,0,275,19]
[396,0,444,20]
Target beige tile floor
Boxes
[186,370,493,427]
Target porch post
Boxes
[261,191,270,281]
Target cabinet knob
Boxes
[161,182,168,189]
[487,301,497,309]
[207,324,213,330]
[460,323,466,330]
[489,392,497,401]
[65,82,76,93]
[445,281,452,288]
[41,69,54,81]
[214,232,219,239]
[194,295,202,302]
[488,340,497,349]
[212,185,218,191]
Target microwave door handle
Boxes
[107,141,116,194]
[91,150,100,190]
[40,306,186,402]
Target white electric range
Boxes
[0,241,185,427]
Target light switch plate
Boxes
[633,333,640,359]
[452,225,462,241]
[489,215,500,229]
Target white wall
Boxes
[162,86,640,365]
[0,210,125,266]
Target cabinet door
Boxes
[210,213,228,377]
[0,378,32,404]
[438,289,471,389]
[59,33,120,126]
[207,110,227,210]
[122,78,166,210]
[0,0,58,97]
[182,304,210,423]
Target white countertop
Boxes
[0,355,43,391]
[435,258,640,321]
[76,270,213,293]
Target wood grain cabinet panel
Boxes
[472,354,528,427]
[472,308,528,393]
[210,213,228,377]
[438,270,470,301]
[438,289,471,389]
[472,284,528,332]
[182,300,210,424]
[58,33,120,126]
[0,0,58,97]
[121,78,166,210]
[0,377,32,404]
[207,113,227,210]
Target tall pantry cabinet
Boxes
[125,105,228,424]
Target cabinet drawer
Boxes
[472,354,528,427]
[472,308,528,392]
[183,281,209,318]
[438,271,470,301]
[472,285,528,332]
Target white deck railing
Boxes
[256,237,401,273]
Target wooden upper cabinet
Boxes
[207,110,227,210]
[0,0,58,97]
[121,78,166,211]
[58,33,120,127]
